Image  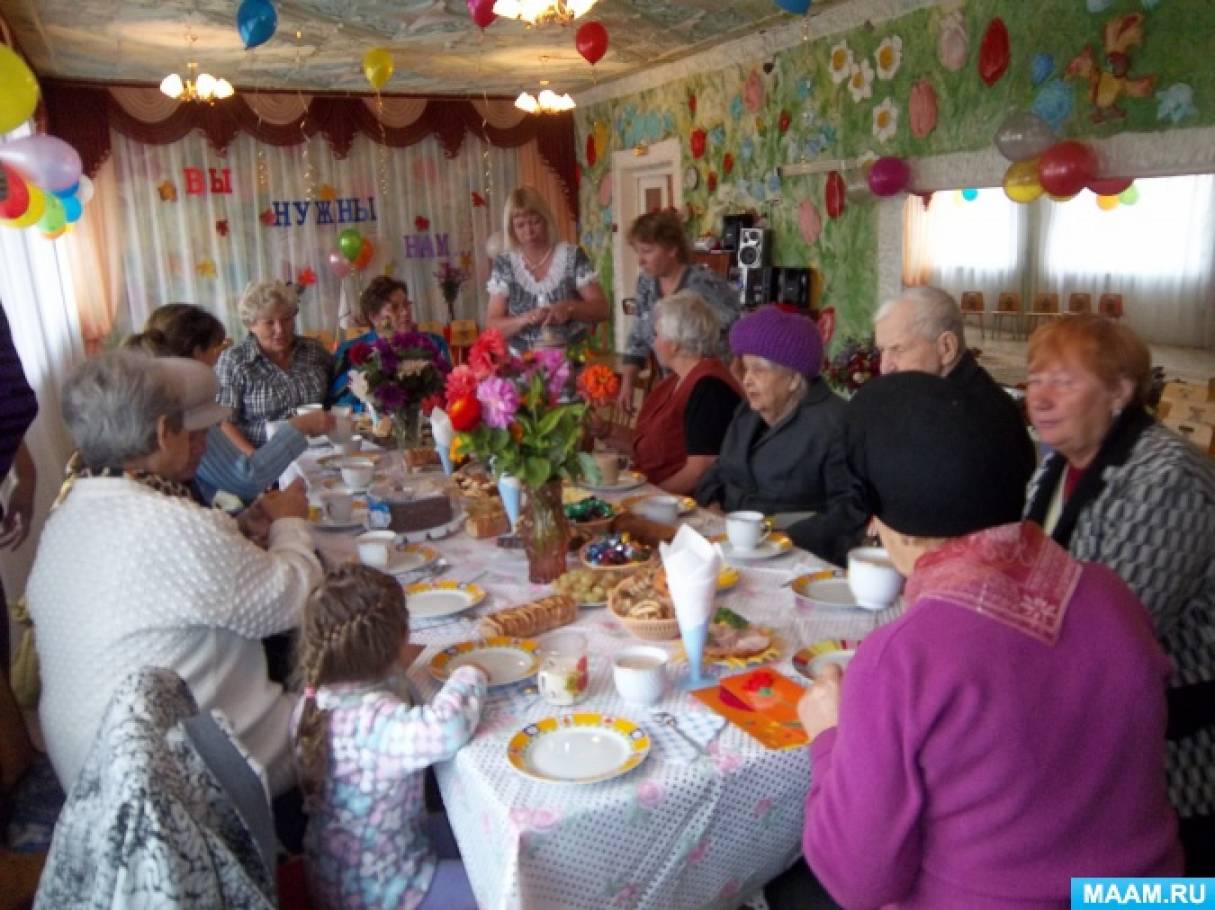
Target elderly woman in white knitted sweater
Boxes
[27,352,322,795]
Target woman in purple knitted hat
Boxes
[694,306,866,564]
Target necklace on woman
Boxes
[522,245,554,277]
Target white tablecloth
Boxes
[301,449,897,910]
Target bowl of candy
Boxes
[564,496,616,543]
[578,533,657,582]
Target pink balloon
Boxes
[327,250,353,279]
[867,157,911,197]
[0,134,83,192]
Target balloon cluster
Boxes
[328,229,376,279]
[0,46,91,238]
[461,2,609,69]
[994,111,1134,207]
[823,155,913,220]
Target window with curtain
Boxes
[903,175,1215,349]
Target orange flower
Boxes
[509,421,524,442]
[577,364,621,405]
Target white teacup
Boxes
[340,434,364,457]
[725,510,770,552]
[638,495,679,526]
[593,452,623,486]
[295,403,323,417]
[319,488,354,524]
[356,530,396,569]
[847,546,904,611]
[612,646,669,706]
[339,457,376,490]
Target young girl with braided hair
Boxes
[292,565,487,910]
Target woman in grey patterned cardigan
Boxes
[1023,314,1215,874]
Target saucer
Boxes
[712,532,793,561]
[791,576,858,609]
[577,470,647,494]
[309,505,368,530]
[383,543,440,575]
[792,639,861,681]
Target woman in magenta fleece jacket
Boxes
[797,372,1181,910]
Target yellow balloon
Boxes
[362,48,394,91]
[0,45,39,133]
[42,226,67,240]
[1002,158,1043,204]
[1096,194,1119,211]
[6,184,45,228]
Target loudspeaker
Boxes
[736,267,778,310]
[737,228,770,270]
[721,213,756,252]
[772,267,814,311]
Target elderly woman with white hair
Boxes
[593,290,741,494]
[485,186,609,352]
[215,280,333,453]
[696,306,867,564]
[26,351,321,795]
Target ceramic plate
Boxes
[792,639,861,681]
[406,580,487,620]
[309,505,369,530]
[383,544,440,575]
[506,713,650,785]
[711,532,794,562]
[716,566,741,593]
[673,629,782,669]
[428,636,538,686]
[620,493,697,516]
[576,470,647,494]
[791,576,859,610]
[317,450,383,469]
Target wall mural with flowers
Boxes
[576,0,1215,350]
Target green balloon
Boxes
[38,193,65,233]
[1118,184,1140,206]
[338,228,364,262]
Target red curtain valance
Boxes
[39,79,577,216]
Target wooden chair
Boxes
[993,292,1023,340]
[1025,292,1060,335]
[449,319,479,365]
[1066,292,1092,315]
[303,329,335,351]
[1098,293,1124,319]
[959,291,986,340]
[417,320,445,337]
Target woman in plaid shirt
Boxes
[216,281,332,452]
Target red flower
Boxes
[707,171,718,192]
[778,109,792,134]
[690,128,707,160]
[468,329,507,380]
[420,393,443,415]
[688,93,697,115]
[296,267,317,287]
[586,133,597,168]
[349,342,373,366]
[259,208,275,226]
[215,219,229,237]
[448,395,481,432]
[445,364,478,404]
[414,215,430,231]
[722,153,734,175]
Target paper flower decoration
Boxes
[828,40,854,85]
[797,198,822,245]
[585,133,597,167]
[875,36,903,81]
[1031,53,1054,87]
[414,215,430,231]
[707,171,718,192]
[259,208,275,226]
[1032,79,1075,132]
[1156,84,1197,124]
[318,184,337,201]
[471,191,486,207]
[690,128,707,160]
[778,110,792,133]
[723,153,734,175]
[872,98,899,142]
[847,60,875,102]
[215,219,229,237]
[936,11,968,73]
[744,69,765,113]
[688,93,697,115]
[157,181,177,202]
[909,79,939,138]
[195,258,217,278]
[297,267,317,287]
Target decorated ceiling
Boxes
[0,0,823,96]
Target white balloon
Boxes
[485,230,504,260]
[77,175,95,205]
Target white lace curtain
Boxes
[903,175,1215,349]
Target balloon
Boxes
[467,0,496,28]
[362,48,394,91]
[42,226,67,240]
[38,194,65,234]
[993,111,1054,162]
[53,183,79,200]
[1047,191,1078,202]
[0,134,83,192]
[1087,176,1133,196]
[327,250,353,279]
[843,169,870,203]
[1003,158,1044,204]
[0,163,30,220]
[338,228,364,262]
[77,175,95,205]
[6,184,45,228]
[0,45,39,134]
[353,237,375,271]
[978,18,1010,86]
[1119,184,1140,205]
[236,0,278,49]
[824,171,846,219]
[775,0,812,12]
[1037,141,1097,198]
[62,195,82,223]
[1096,194,1119,211]
[961,188,979,201]
[575,22,609,66]
[866,157,911,197]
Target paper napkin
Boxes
[659,525,723,631]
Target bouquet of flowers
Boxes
[348,332,450,442]
[435,260,469,320]
[823,336,881,395]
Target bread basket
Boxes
[608,568,680,641]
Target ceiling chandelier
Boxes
[515,81,576,114]
[493,0,598,26]
[160,34,234,103]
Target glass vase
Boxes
[392,406,423,452]
[519,478,570,584]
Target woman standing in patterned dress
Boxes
[485,186,609,354]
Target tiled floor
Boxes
[973,335,1215,389]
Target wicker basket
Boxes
[608,570,680,641]
[577,540,658,578]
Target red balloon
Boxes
[353,238,376,271]
[825,171,846,219]
[575,21,609,66]
[1038,141,1098,197]
[1087,176,1134,196]
[0,162,30,220]
[467,0,495,29]
[978,18,1010,87]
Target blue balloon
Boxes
[54,182,79,200]
[775,0,812,12]
[961,188,979,201]
[62,195,82,223]
[237,0,277,50]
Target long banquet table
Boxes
[300,447,898,910]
